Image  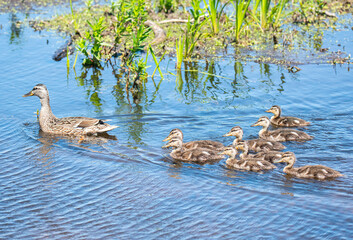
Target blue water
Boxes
[0,8,352,239]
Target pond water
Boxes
[0,9,353,239]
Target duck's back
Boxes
[288,165,343,180]
[246,139,286,152]
[263,129,313,142]
[170,148,224,163]
[271,116,310,127]
[183,140,224,151]
[227,159,276,172]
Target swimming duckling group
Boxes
[23,84,342,181]
[162,105,343,181]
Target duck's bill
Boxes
[222,133,231,137]
[23,91,34,97]
[161,144,171,148]
[251,122,259,127]
[265,109,272,113]
[162,136,171,142]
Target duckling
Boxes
[162,138,224,163]
[251,116,313,142]
[222,147,276,172]
[163,128,224,151]
[266,105,310,127]
[236,141,283,163]
[274,152,343,180]
[23,84,118,135]
[223,126,286,152]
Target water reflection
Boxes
[76,68,104,113]
[9,13,24,44]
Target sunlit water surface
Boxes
[0,10,352,239]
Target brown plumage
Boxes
[274,152,343,180]
[236,141,283,163]
[223,126,286,152]
[251,116,313,142]
[222,147,276,172]
[23,84,118,135]
[162,138,224,163]
[163,128,224,151]
[266,105,310,127]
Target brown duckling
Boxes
[274,152,343,180]
[223,126,286,152]
[236,141,283,163]
[222,147,276,172]
[251,116,313,142]
[163,128,224,151]
[162,138,224,163]
[266,105,310,127]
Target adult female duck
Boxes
[23,84,118,135]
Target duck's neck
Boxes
[171,141,184,153]
[39,96,57,131]
[259,124,269,137]
[226,150,238,164]
[232,134,242,146]
[283,158,295,174]
[239,147,249,159]
[273,111,280,119]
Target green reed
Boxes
[204,0,228,34]
[175,36,184,69]
[182,0,208,58]
[157,0,174,13]
[251,0,288,31]
[69,0,79,30]
[232,0,251,43]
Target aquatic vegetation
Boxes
[157,0,174,13]
[231,0,251,43]
[182,0,208,58]
[251,0,289,31]
[176,36,184,70]
[204,0,228,34]
[76,16,107,68]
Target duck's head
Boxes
[221,146,237,158]
[266,105,281,117]
[23,84,49,99]
[274,152,295,164]
[162,138,182,149]
[223,126,243,137]
[251,116,270,128]
[163,128,183,142]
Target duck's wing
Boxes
[58,117,100,128]
[184,140,224,151]
[297,165,342,179]
[275,116,310,127]
[58,117,118,133]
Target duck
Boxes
[163,128,224,151]
[274,152,343,180]
[23,84,118,136]
[235,141,283,163]
[223,126,286,152]
[251,116,313,142]
[162,138,224,163]
[221,147,276,172]
[266,105,310,127]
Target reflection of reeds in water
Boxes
[77,68,103,113]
